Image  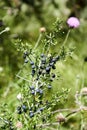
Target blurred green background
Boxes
[0,0,87,129]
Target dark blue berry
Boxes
[22,105,27,112]
[9,121,13,125]
[33,124,36,129]
[17,110,21,114]
[24,59,28,63]
[52,58,56,63]
[84,57,87,62]
[52,73,55,78]
[23,51,28,59]
[41,53,45,57]
[40,64,45,69]
[38,70,42,75]
[39,89,43,95]
[48,85,52,89]
[31,90,35,95]
[46,67,51,73]
[29,112,34,118]
[30,61,34,65]
[39,100,43,104]
[50,79,53,82]
[17,106,21,110]
[39,107,44,112]
[17,106,22,114]
[49,62,54,66]
[32,65,35,69]
[31,69,35,76]
[30,86,34,90]
[41,58,46,64]
[24,51,28,56]
[29,107,33,111]
[23,54,26,59]
[36,89,40,93]
[36,77,39,80]
[52,65,56,69]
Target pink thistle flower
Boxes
[16,121,22,129]
[67,17,80,28]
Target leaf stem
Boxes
[33,33,42,50]
[58,29,70,55]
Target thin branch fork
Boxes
[37,106,87,128]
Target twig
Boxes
[16,74,31,83]
[65,108,81,118]
[33,33,42,50]
[0,117,9,124]
[52,108,74,114]
[58,29,70,55]
[36,122,60,128]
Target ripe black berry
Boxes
[52,73,55,78]
[36,89,40,93]
[22,105,27,112]
[24,59,28,63]
[41,58,46,64]
[33,124,36,129]
[41,53,45,58]
[30,86,35,90]
[84,57,87,62]
[38,69,42,75]
[39,89,43,95]
[40,64,45,69]
[24,51,28,56]
[52,65,56,69]
[23,54,26,59]
[31,90,35,95]
[48,85,52,89]
[23,51,28,59]
[50,79,53,82]
[52,58,56,63]
[49,62,54,66]
[39,107,44,112]
[30,61,34,65]
[32,65,35,69]
[31,69,35,76]
[29,112,34,118]
[17,106,22,114]
[46,67,51,73]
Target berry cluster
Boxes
[30,53,60,79]
[23,51,29,63]
[16,51,61,129]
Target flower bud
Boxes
[81,87,87,95]
[16,121,22,129]
[5,27,10,32]
[17,93,22,100]
[39,27,46,33]
[56,113,65,122]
